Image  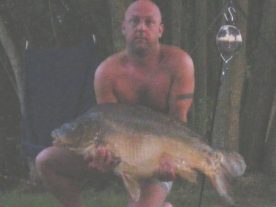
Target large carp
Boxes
[52,103,246,205]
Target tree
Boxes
[264,90,276,174]
[240,0,276,170]
[0,16,25,117]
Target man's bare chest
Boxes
[114,71,172,110]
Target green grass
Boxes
[0,181,229,207]
[0,183,128,207]
[83,187,128,207]
[1,173,275,207]
[0,182,200,207]
[1,190,60,207]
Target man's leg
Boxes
[36,146,93,207]
[127,180,173,207]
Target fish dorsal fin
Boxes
[121,173,141,202]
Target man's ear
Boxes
[122,22,126,35]
[159,23,164,38]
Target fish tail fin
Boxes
[210,169,235,206]
[220,151,246,177]
[209,151,246,205]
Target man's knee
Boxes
[36,146,89,180]
[35,146,58,175]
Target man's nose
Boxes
[137,21,146,31]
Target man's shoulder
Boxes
[161,45,189,58]
[99,50,125,67]
[160,45,193,70]
[96,50,126,73]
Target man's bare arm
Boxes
[169,51,195,122]
[94,61,118,104]
[154,51,194,180]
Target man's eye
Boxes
[129,18,139,26]
[146,20,155,27]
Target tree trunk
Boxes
[0,15,25,117]
[206,1,223,101]
[206,0,224,145]
[169,0,182,47]
[264,89,276,174]
[181,0,194,52]
[240,0,276,171]
[246,0,265,56]
[192,0,209,136]
[108,0,131,52]
[211,1,248,151]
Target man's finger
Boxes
[95,147,108,164]
[104,150,112,164]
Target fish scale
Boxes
[107,133,161,177]
[52,103,246,205]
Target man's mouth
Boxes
[134,37,147,42]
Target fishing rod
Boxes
[197,0,243,206]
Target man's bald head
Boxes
[122,0,164,57]
[124,0,162,23]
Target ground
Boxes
[169,172,276,207]
[0,172,275,207]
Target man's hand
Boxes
[156,155,177,181]
[84,146,120,173]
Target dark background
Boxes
[0,0,275,187]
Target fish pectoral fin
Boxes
[177,167,197,183]
[121,173,141,202]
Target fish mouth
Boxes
[51,128,64,139]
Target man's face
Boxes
[122,1,164,55]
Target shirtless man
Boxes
[93,1,194,207]
[35,1,194,207]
